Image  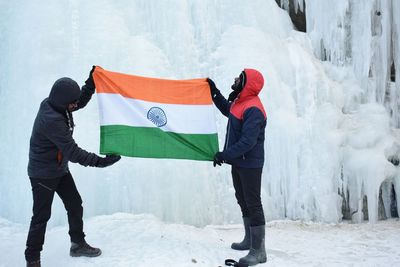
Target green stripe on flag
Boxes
[100,125,219,161]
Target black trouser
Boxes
[232,166,265,226]
[25,172,85,262]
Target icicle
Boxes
[391,0,400,127]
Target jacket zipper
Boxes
[225,119,231,150]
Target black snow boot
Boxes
[239,225,267,266]
[231,217,251,250]
[70,241,102,257]
[26,260,41,267]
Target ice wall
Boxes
[0,0,398,226]
[301,0,400,222]
[0,0,294,226]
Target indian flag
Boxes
[93,67,219,161]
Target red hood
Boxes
[238,68,264,99]
[230,68,266,120]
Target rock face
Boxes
[275,0,306,32]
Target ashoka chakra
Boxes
[147,107,167,127]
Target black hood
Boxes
[48,77,81,111]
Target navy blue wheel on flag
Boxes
[147,107,167,127]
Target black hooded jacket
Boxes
[28,78,100,178]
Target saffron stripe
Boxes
[94,67,212,105]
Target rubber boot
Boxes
[70,241,102,257]
[231,217,251,250]
[26,260,41,267]
[239,225,267,266]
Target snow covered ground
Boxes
[1,213,399,267]
[1,0,399,227]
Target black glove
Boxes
[213,152,224,167]
[85,65,96,90]
[228,90,240,102]
[207,78,219,97]
[96,155,121,168]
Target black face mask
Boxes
[231,71,246,92]
[228,72,246,102]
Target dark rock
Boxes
[391,184,399,218]
[362,195,368,221]
[391,61,396,82]
[378,186,387,220]
[275,0,307,32]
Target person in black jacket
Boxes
[25,66,121,267]
[208,69,267,266]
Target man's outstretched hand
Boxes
[213,152,224,167]
[96,155,121,168]
[85,65,96,90]
[207,78,219,97]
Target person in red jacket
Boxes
[208,69,267,266]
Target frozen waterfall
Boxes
[0,0,399,226]
[277,0,400,223]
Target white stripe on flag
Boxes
[97,93,217,134]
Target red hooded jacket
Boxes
[212,69,267,168]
